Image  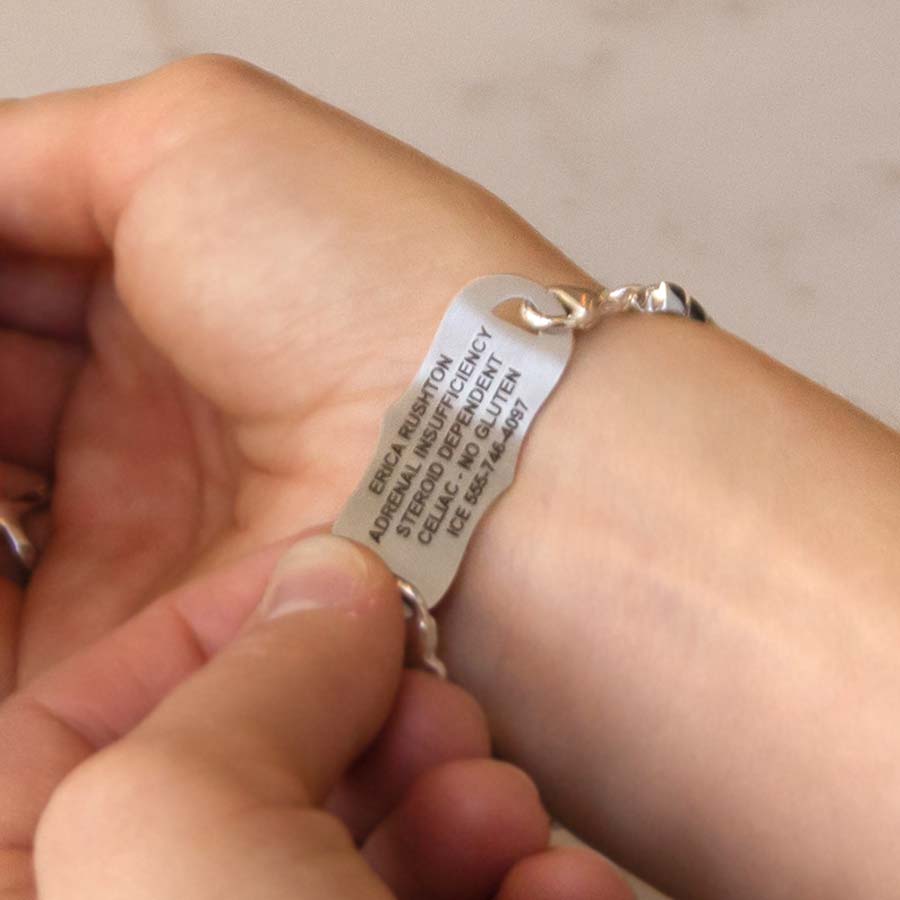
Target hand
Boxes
[10,52,897,900]
[0,57,630,899]
[0,54,589,684]
[4,532,628,899]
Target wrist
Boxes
[438,305,900,899]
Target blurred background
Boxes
[3,2,899,897]
[3,1,899,431]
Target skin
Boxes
[0,57,634,900]
[1,54,899,899]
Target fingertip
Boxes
[257,534,401,623]
[381,671,492,770]
[327,670,491,840]
[364,758,549,900]
[403,758,549,857]
[496,847,636,900]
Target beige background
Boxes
[3,2,900,898]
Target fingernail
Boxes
[259,535,373,620]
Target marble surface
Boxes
[3,2,900,897]
[4,0,900,429]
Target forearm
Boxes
[126,70,899,895]
[440,309,900,900]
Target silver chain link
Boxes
[520,280,710,334]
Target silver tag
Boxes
[333,275,574,609]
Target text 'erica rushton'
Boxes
[366,324,528,547]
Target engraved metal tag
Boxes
[333,275,574,609]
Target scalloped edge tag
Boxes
[334,275,573,609]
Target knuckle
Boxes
[104,53,278,148]
[130,53,276,136]
[152,53,268,94]
[92,54,290,230]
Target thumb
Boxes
[135,533,407,802]
[37,534,405,900]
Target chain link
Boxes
[517,280,709,334]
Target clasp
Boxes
[510,280,708,334]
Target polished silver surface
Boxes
[334,275,573,611]
[398,578,446,678]
[523,280,710,334]
[0,484,49,572]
